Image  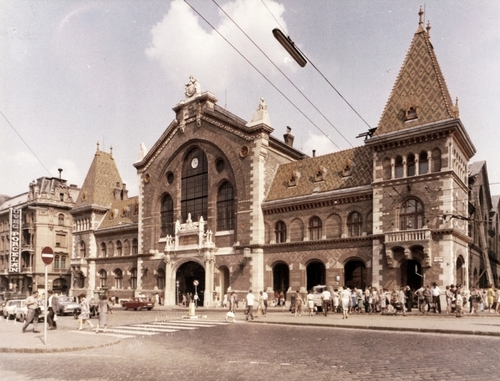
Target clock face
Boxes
[191,158,199,169]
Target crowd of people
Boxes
[226,283,500,321]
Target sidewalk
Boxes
[1,307,499,353]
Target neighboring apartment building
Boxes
[0,175,79,297]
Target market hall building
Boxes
[2,11,498,304]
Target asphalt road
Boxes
[0,309,499,380]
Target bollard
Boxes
[189,301,195,316]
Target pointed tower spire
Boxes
[375,8,455,135]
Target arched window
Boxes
[157,268,165,290]
[123,240,130,256]
[419,151,428,175]
[58,214,64,226]
[395,156,404,178]
[400,199,424,230]
[275,221,287,243]
[407,154,416,177]
[100,242,107,258]
[79,241,86,258]
[181,148,208,223]
[132,239,138,255]
[130,268,137,290]
[99,270,107,287]
[54,255,60,269]
[382,158,391,180]
[160,194,174,237]
[309,216,322,241]
[60,255,66,269]
[217,182,235,231]
[114,269,123,289]
[116,241,122,256]
[347,212,362,237]
[432,148,442,172]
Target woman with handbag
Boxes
[78,294,94,331]
[22,291,40,333]
[95,295,112,333]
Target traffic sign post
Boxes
[41,246,53,345]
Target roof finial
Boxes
[426,21,431,37]
[96,141,100,151]
[454,97,460,118]
[418,6,424,26]
[110,145,113,158]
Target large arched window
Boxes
[400,199,424,230]
[217,181,235,231]
[347,212,362,237]
[116,241,122,256]
[58,214,65,226]
[309,216,322,241]
[157,268,165,290]
[132,239,138,255]
[161,194,174,237]
[114,269,123,289]
[432,148,442,172]
[100,242,107,258]
[130,268,137,290]
[99,269,107,287]
[79,241,86,258]
[382,158,391,180]
[275,220,287,243]
[181,148,208,223]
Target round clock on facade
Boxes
[191,157,199,168]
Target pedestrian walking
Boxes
[261,290,268,315]
[294,290,304,317]
[47,290,60,330]
[78,294,94,331]
[95,295,112,333]
[455,290,464,318]
[307,290,315,316]
[22,291,40,333]
[341,287,351,319]
[431,282,441,313]
[321,287,332,316]
[245,289,255,321]
[404,286,413,313]
[487,284,495,312]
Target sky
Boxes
[1,0,499,198]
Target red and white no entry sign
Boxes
[41,246,54,265]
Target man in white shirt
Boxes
[321,288,332,316]
[261,290,268,316]
[431,282,441,313]
[246,289,255,321]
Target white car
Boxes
[14,300,45,322]
[2,299,23,320]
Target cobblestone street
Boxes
[1,311,499,380]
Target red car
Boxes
[122,298,154,311]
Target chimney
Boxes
[283,126,294,147]
[312,150,316,157]
[58,168,63,178]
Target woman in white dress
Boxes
[341,287,351,319]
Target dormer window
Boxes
[405,106,418,121]
[288,171,300,187]
[315,166,326,182]
[342,159,355,177]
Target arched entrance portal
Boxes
[53,278,68,294]
[456,256,465,286]
[306,261,325,291]
[176,262,205,306]
[344,260,366,289]
[273,262,289,296]
[402,259,422,291]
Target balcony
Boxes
[385,228,430,243]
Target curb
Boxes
[249,319,500,337]
[0,338,121,354]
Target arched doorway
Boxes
[401,259,422,291]
[344,260,366,289]
[176,261,205,305]
[456,256,465,286]
[219,266,230,296]
[306,261,325,291]
[53,278,68,294]
[273,262,289,296]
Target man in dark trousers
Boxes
[47,290,60,330]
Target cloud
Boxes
[145,0,291,95]
[302,131,339,157]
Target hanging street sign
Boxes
[41,246,54,265]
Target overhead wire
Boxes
[211,0,353,149]
[183,0,342,151]
[0,109,52,176]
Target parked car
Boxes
[122,297,154,311]
[2,299,24,320]
[57,296,80,315]
[14,300,45,322]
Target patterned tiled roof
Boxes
[98,196,139,229]
[75,148,123,208]
[376,21,456,135]
[265,146,372,202]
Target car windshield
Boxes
[59,297,73,303]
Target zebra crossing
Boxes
[74,319,230,338]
